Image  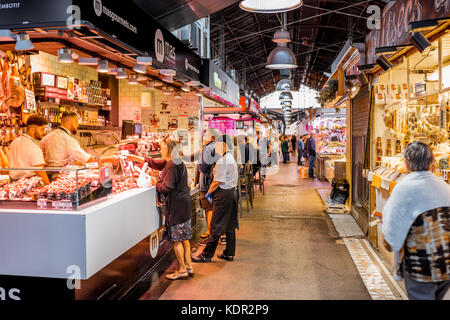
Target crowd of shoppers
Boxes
[127,131,277,280]
[278,132,317,179]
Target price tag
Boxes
[86,162,99,169]
[368,171,374,182]
[381,177,391,190]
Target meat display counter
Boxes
[0,162,201,300]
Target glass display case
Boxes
[0,165,113,211]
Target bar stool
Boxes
[238,164,252,216]
[253,167,265,195]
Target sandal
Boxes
[166,271,189,280]
[186,267,195,276]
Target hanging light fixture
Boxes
[97,59,109,73]
[136,56,152,66]
[411,32,431,53]
[162,75,174,83]
[133,64,146,74]
[58,48,74,63]
[107,68,118,75]
[276,79,293,91]
[279,91,293,100]
[78,57,98,66]
[187,80,201,87]
[116,68,128,79]
[266,46,297,69]
[181,84,190,92]
[128,74,138,85]
[272,30,291,44]
[376,55,393,71]
[239,0,303,13]
[15,32,34,51]
[159,69,176,77]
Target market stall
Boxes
[309,108,347,182]
[366,20,450,267]
[0,0,205,300]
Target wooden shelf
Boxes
[50,122,119,131]
[39,97,111,110]
[382,88,450,109]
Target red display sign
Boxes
[209,118,235,136]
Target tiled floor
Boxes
[343,238,399,300]
[329,214,365,238]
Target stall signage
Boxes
[0,0,201,81]
[76,0,202,80]
[24,89,36,113]
[209,118,235,135]
[365,0,450,64]
[0,287,21,300]
[208,61,240,107]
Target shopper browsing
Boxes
[305,132,316,178]
[382,141,450,300]
[281,136,290,164]
[297,135,305,166]
[192,134,239,263]
[128,137,194,280]
[186,128,221,242]
[9,115,50,184]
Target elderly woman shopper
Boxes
[382,141,450,300]
[128,137,193,280]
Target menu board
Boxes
[41,73,55,87]
[57,76,68,90]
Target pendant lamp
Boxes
[239,0,303,13]
[266,46,297,69]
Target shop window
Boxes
[371,35,449,182]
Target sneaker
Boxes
[217,253,234,261]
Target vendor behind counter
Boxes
[8,115,50,184]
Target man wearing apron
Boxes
[192,134,239,262]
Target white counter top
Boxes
[0,187,160,279]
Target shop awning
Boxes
[0,0,203,84]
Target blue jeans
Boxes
[308,155,316,177]
[282,152,289,163]
[298,150,303,165]
[403,264,450,300]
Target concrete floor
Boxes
[152,162,371,300]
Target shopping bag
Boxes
[302,167,309,178]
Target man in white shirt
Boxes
[9,115,50,184]
[39,112,94,167]
[192,134,239,263]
